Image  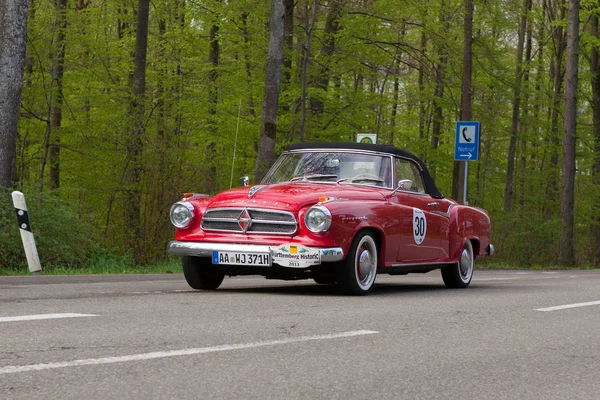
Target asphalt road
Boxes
[1,269,599,400]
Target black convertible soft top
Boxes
[285,142,444,199]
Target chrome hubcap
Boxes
[356,236,377,289]
[359,250,372,278]
[459,247,473,282]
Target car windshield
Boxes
[262,151,393,188]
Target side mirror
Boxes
[240,176,250,187]
[398,179,412,190]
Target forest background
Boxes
[0,0,599,271]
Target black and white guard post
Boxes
[454,122,480,205]
[11,191,42,273]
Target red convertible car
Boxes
[168,142,493,295]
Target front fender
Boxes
[173,195,213,240]
[299,200,390,263]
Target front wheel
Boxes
[182,256,225,290]
[442,240,474,288]
[336,231,378,295]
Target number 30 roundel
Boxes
[413,208,427,245]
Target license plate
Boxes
[212,251,271,266]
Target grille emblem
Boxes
[238,209,252,232]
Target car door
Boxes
[391,158,448,262]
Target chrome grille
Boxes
[201,208,297,235]
[202,209,240,219]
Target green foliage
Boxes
[0,188,127,271]
[492,212,561,267]
[9,0,599,269]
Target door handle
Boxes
[427,202,439,208]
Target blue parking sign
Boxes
[454,122,480,161]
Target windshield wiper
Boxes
[290,174,338,182]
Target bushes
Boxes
[1,187,593,272]
[0,188,126,271]
[491,212,561,267]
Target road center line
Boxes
[474,277,522,281]
[0,330,378,375]
[0,313,98,323]
[535,300,600,312]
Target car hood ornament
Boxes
[248,185,267,198]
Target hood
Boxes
[206,182,387,211]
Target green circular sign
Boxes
[360,137,373,144]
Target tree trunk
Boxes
[48,0,68,190]
[559,0,579,266]
[254,0,285,182]
[282,0,294,88]
[76,0,90,119]
[530,2,545,200]
[24,0,35,88]
[126,0,149,264]
[545,1,566,211]
[310,0,344,115]
[430,3,449,179]
[591,12,600,267]
[241,12,257,119]
[518,0,533,209]
[431,36,447,151]
[0,0,29,188]
[418,30,427,145]
[452,0,473,203]
[299,0,318,141]
[390,75,399,145]
[204,15,220,194]
[504,0,529,212]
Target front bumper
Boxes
[167,241,345,263]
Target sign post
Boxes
[11,191,42,273]
[454,122,480,204]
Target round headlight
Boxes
[304,205,332,233]
[170,202,195,229]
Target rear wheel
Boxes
[182,256,225,290]
[442,240,474,288]
[336,231,378,295]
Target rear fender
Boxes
[448,205,491,261]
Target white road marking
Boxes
[474,277,522,281]
[0,330,378,375]
[476,275,575,282]
[0,313,97,323]
[535,300,600,312]
[131,289,195,295]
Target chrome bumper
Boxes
[488,244,495,256]
[167,241,344,263]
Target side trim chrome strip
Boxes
[389,261,457,267]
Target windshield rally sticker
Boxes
[270,243,321,268]
[413,208,427,245]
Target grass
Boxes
[476,261,597,270]
[0,258,183,276]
